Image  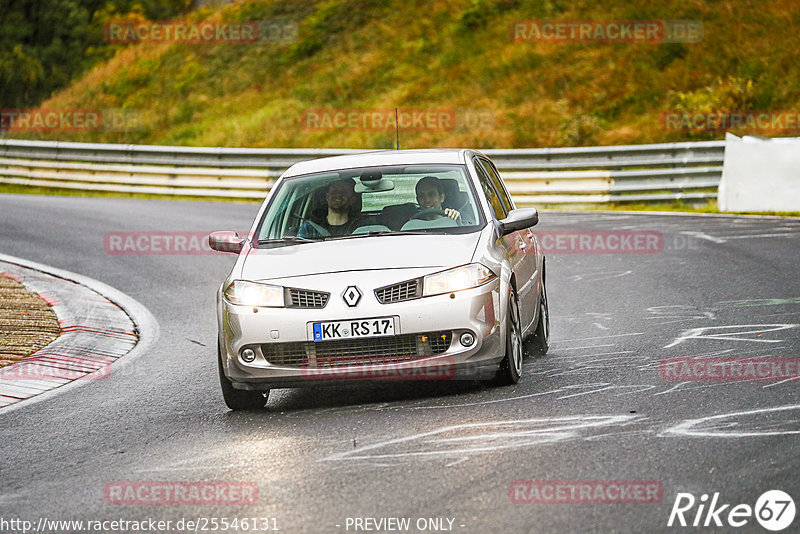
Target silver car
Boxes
[210,149,549,410]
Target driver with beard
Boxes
[298,178,362,238]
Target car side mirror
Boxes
[208,231,245,253]
[498,208,539,236]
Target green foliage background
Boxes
[3,0,799,148]
[0,0,190,107]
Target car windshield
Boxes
[255,164,484,245]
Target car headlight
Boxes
[224,280,285,307]
[423,263,496,296]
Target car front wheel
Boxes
[492,290,523,386]
[218,344,269,410]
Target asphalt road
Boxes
[1,194,800,534]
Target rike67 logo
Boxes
[668,490,795,531]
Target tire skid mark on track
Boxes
[552,332,644,343]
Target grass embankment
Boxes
[10,0,800,149]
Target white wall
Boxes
[719,133,800,212]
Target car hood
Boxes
[239,232,481,281]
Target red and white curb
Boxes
[0,254,158,411]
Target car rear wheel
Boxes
[218,344,269,411]
[527,277,550,356]
[493,290,523,385]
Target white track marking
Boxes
[323,415,639,461]
[680,231,726,243]
[762,376,800,388]
[646,305,716,324]
[653,383,690,396]
[662,405,800,438]
[585,428,656,442]
[664,324,798,348]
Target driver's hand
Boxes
[444,208,461,221]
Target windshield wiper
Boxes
[324,230,432,241]
[257,236,321,245]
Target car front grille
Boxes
[288,288,329,309]
[261,331,452,367]
[375,279,421,304]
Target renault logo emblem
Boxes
[342,286,362,307]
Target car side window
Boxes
[473,158,507,220]
[479,158,514,214]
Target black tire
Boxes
[527,276,550,356]
[218,344,269,411]
[492,290,523,386]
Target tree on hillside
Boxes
[0,0,190,109]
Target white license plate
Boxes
[311,317,396,341]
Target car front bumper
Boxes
[217,275,505,390]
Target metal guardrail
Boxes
[0,139,725,204]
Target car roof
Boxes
[282,148,483,177]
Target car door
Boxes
[477,157,538,333]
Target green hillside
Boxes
[7,0,800,149]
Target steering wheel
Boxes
[411,208,447,221]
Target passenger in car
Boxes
[298,179,362,237]
[415,176,461,222]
